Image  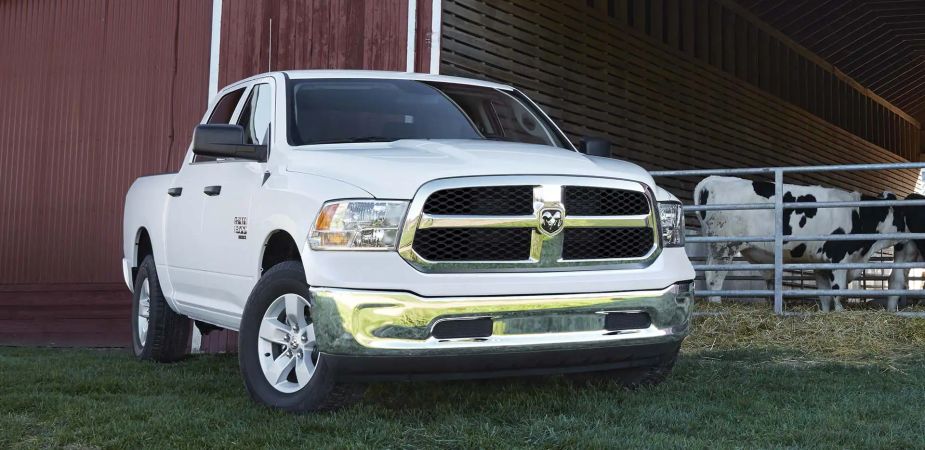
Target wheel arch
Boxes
[132,227,154,282]
[260,230,303,275]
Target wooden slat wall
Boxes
[441,0,920,200]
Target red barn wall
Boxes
[219,0,409,86]
[0,0,212,346]
[0,0,414,349]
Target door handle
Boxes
[203,185,222,196]
[167,187,182,197]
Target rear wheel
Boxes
[238,261,364,412]
[131,255,191,362]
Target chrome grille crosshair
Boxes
[398,176,661,273]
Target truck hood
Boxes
[285,139,656,199]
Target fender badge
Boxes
[234,216,248,240]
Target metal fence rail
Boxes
[651,162,925,315]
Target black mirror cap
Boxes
[578,137,612,158]
[192,124,268,162]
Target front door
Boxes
[164,86,247,319]
[196,81,275,321]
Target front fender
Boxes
[249,172,378,280]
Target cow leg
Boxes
[831,270,848,312]
[764,274,774,292]
[704,244,735,303]
[815,270,833,312]
[887,265,907,312]
[886,242,919,312]
[761,272,776,306]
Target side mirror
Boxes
[578,137,612,158]
[192,124,268,162]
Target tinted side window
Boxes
[195,88,246,163]
[237,84,272,145]
[207,88,245,124]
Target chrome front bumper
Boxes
[309,283,694,358]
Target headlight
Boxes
[657,201,684,247]
[309,200,408,250]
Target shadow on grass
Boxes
[2,346,924,448]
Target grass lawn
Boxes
[2,306,924,449]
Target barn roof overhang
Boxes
[738,0,925,157]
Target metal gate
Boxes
[651,162,925,316]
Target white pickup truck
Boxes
[123,70,694,412]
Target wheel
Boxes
[568,346,679,389]
[131,255,192,362]
[238,261,364,413]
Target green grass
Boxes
[2,310,925,449]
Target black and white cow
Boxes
[885,193,925,311]
[885,241,920,311]
[695,176,907,312]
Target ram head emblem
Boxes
[539,208,564,236]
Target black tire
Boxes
[131,255,191,362]
[569,346,680,389]
[238,261,365,413]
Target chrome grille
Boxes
[423,186,534,215]
[399,176,660,273]
[413,228,532,261]
[563,186,649,215]
[562,228,655,260]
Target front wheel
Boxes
[238,261,364,413]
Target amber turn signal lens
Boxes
[313,203,340,231]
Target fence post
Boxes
[773,169,784,315]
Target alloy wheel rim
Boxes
[136,279,151,346]
[257,294,317,393]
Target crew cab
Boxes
[123,70,694,412]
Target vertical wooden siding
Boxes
[219,0,409,86]
[0,0,212,346]
[441,0,919,199]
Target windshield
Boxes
[286,78,569,148]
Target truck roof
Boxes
[275,70,515,91]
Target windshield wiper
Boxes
[482,136,519,142]
[306,136,397,145]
